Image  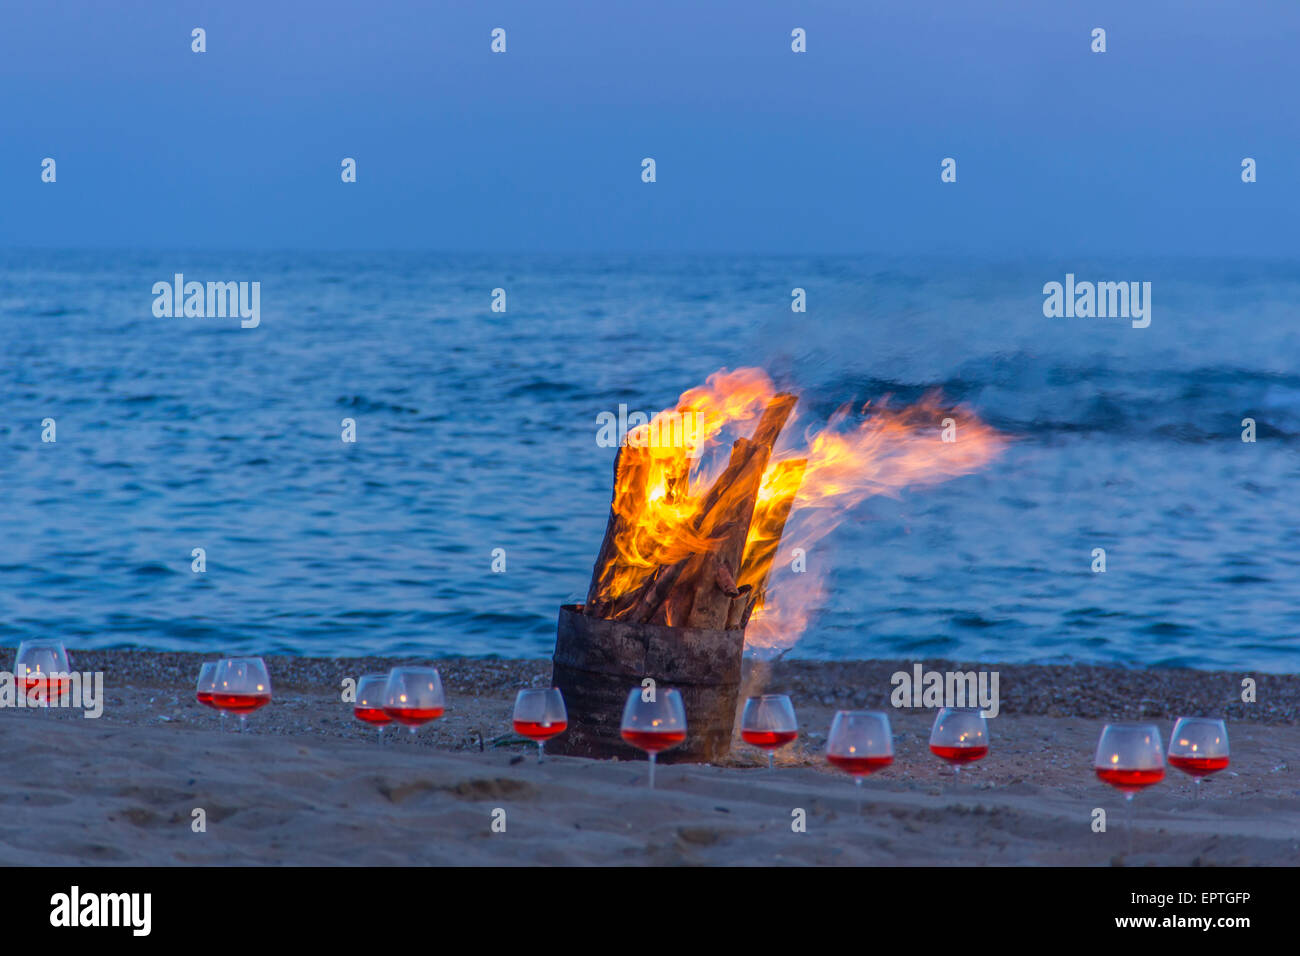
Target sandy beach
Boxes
[1,649,1295,866]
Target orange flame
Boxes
[744,396,1007,652]
[593,368,1007,650]
[599,368,778,600]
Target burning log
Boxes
[728,456,808,630]
[678,441,770,629]
[554,390,801,761]
[553,366,1008,764]
[583,392,798,628]
[748,391,799,450]
[555,367,1007,762]
[583,444,651,619]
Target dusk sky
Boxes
[3,0,1296,255]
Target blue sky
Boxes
[2,0,1297,255]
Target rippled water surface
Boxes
[2,251,1299,672]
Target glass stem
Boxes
[1125,793,1135,855]
[1194,778,1201,801]
[649,752,657,790]
[767,751,774,772]
[538,740,545,764]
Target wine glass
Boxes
[195,661,225,731]
[929,707,989,778]
[620,687,687,789]
[826,710,894,809]
[740,694,799,771]
[15,639,71,708]
[1167,717,1229,799]
[382,667,446,736]
[513,688,568,762]
[354,673,394,743]
[1094,722,1165,853]
[212,657,272,733]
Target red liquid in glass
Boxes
[741,729,798,749]
[514,719,567,741]
[354,707,393,726]
[384,706,444,727]
[1095,766,1165,792]
[211,692,272,714]
[1168,754,1229,777]
[930,744,989,764]
[621,729,686,753]
[23,676,72,697]
[827,754,893,776]
[195,690,219,709]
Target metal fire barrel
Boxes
[547,603,745,763]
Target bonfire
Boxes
[582,368,1006,646]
